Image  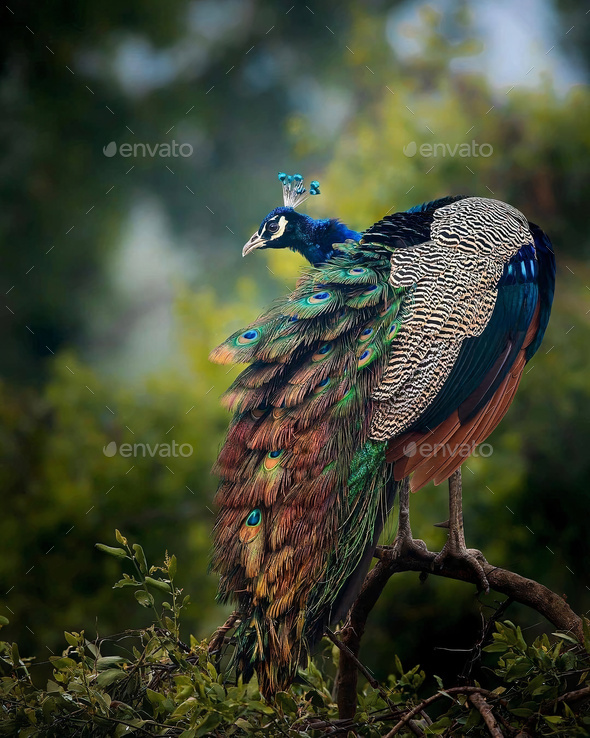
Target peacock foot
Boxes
[433,531,490,593]
[390,530,428,559]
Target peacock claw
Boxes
[390,532,427,559]
[434,469,491,592]
[433,536,490,593]
[388,476,427,559]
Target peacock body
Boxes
[209,175,555,696]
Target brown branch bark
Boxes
[557,684,590,704]
[382,686,504,738]
[336,542,582,720]
[469,692,504,738]
[208,610,240,658]
[325,627,379,689]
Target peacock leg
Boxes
[433,468,489,592]
[389,476,426,557]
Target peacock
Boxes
[209,173,555,698]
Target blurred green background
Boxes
[1,0,589,686]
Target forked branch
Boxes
[335,540,582,721]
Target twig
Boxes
[469,692,504,738]
[208,610,240,657]
[557,684,590,703]
[325,627,379,689]
[326,629,425,736]
[460,597,514,683]
[382,686,504,737]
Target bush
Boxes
[1,533,589,737]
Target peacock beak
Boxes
[242,231,265,257]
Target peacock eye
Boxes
[245,508,262,527]
[266,221,280,234]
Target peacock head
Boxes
[242,205,318,256]
[242,173,320,258]
[242,173,360,266]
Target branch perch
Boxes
[336,541,582,719]
[469,692,503,738]
[208,610,240,659]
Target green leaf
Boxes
[64,632,78,648]
[41,696,58,720]
[483,642,508,653]
[505,660,533,681]
[178,730,196,738]
[275,690,297,714]
[304,690,324,709]
[247,700,275,715]
[134,590,154,608]
[510,708,534,718]
[168,554,177,581]
[145,576,171,593]
[543,715,563,724]
[133,544,148,574]
[114,718,146,737]
[146,688,165,705]
[583,618,590,654]
[464,706,482,729]
[163,615,176,632]
[96,669,127,687]
[11,642,20,666]
[85,640,99,658]
[172,697,197,717]
[96,656,127,670]
[0,616,9,626]
[112,576,141,589]
[115,529,128,546]
[426,716,452,734]
[195,712,222,737]
[95,543,128,559]
[552,631,578,645]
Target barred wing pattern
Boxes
[369,197,534,441]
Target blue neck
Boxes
[297,218,361,266]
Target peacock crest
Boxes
[278,172,320,208]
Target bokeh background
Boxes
[1,0,589,686]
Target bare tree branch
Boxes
[375,542,582,639]
[208,610,240,659]
[460,597,513,683]
[335,540,582,720]
[557,684,590,704]
[382,686,505,737]
[325,627,379,690]
[469,692,504,738]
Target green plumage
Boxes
[209,188,556,700]
[210,240,403,696]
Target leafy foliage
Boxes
[1,1,590,731]
[1,536,589,737]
